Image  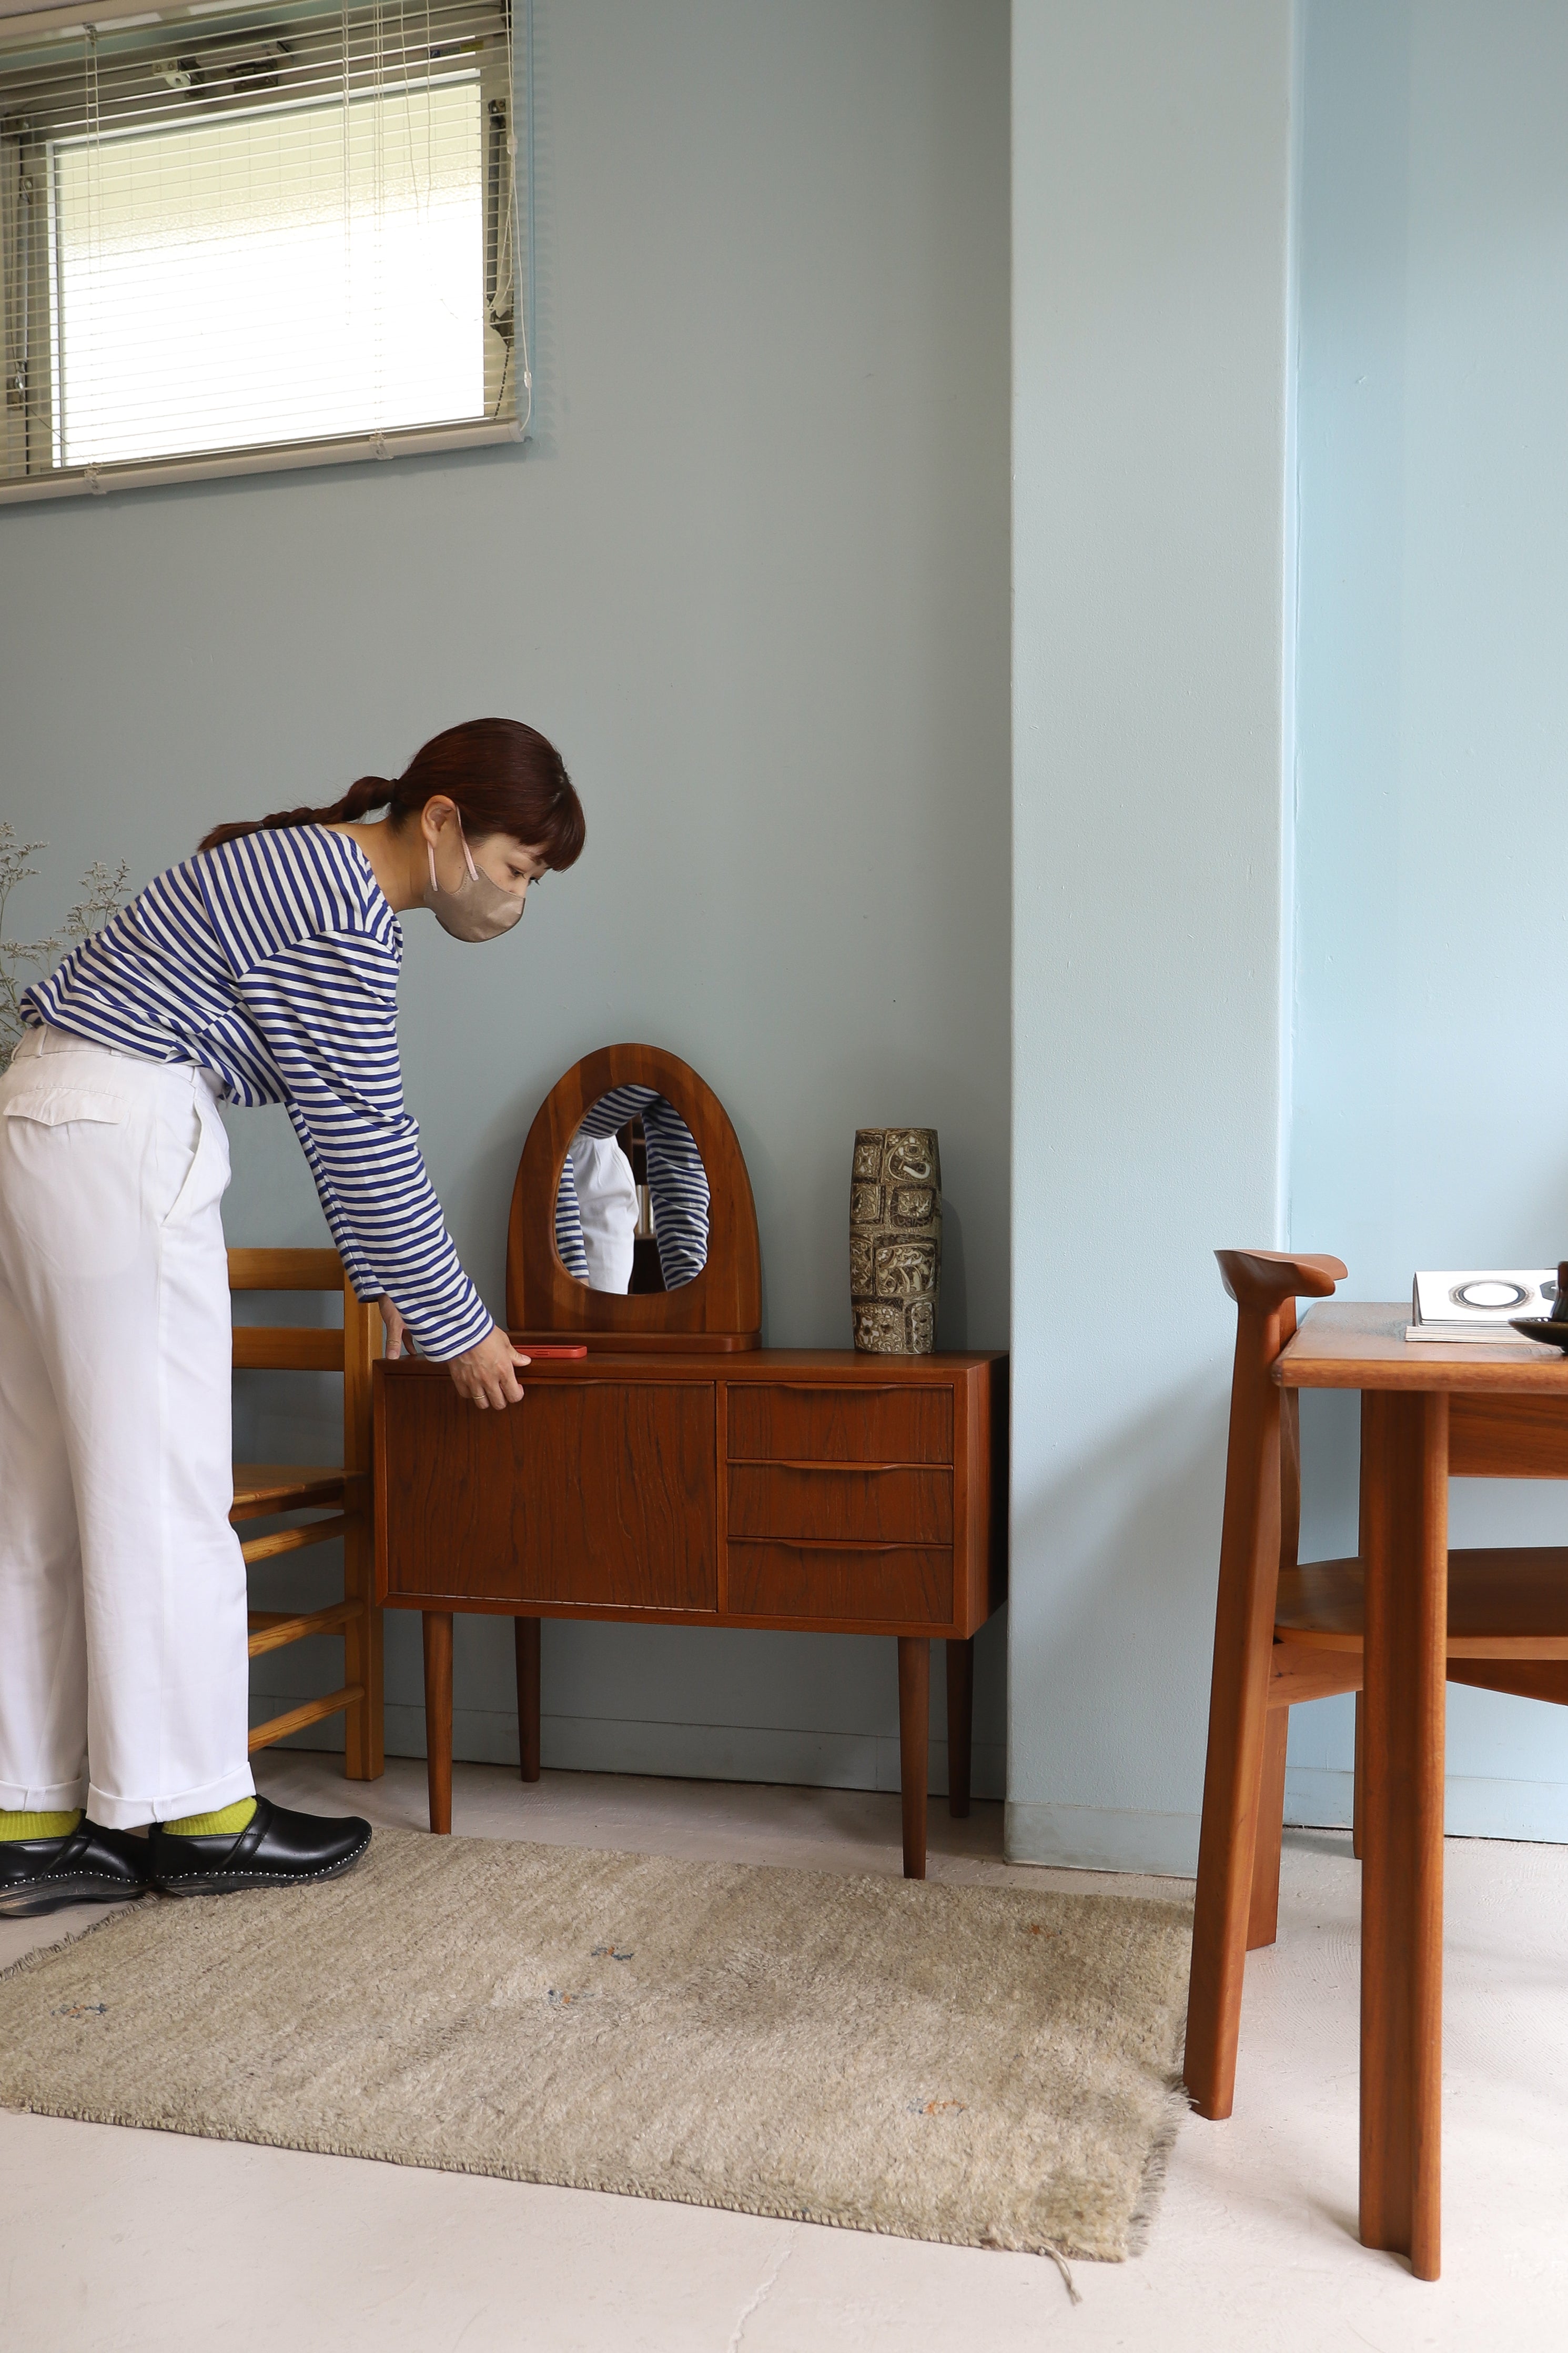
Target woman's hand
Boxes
[448,1325,531,1410]
[377,1296,406,1360]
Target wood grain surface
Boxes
[381,1378,716,1612]
[728,1382,953,1464]
[726,1463,954,1545]
[1278,1302,1568,1390]
[726,1541,953,1627]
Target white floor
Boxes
[3,1755,1566,2352]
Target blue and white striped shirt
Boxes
[21,826,492,1362]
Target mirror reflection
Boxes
[554,1087,710,1293]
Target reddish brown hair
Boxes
[198,718,584,867]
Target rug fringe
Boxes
[1125,2075,1192,2259]
[0,1897,149,1985]
[1039,2242,1082,2305]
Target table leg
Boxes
[945,1636,974,1819]
[898,1636,929,1879]
[1359,1390,1447,2280]
[515,1615,541,1783]
[422,1610,453,1836]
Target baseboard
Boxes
[253,1697,1006,1804]
[1003,1801,1199,1877]
[1282,1766,1353,1829]
[1286,1765,1568,1844]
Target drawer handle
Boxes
[745,1385,934,1398]
[733,1540,913,1556]
[735,1459,943,1475]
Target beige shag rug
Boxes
[0,1829,1191,2264]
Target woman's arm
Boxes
[236,930,496,1364]
[378,1297,527,1409]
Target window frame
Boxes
[0,0,530,504]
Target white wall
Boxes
[1289,0,1568,1839]
[1009,0,1297,1871]
[0,1,1011,1794]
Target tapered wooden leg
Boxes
[1360,1391,1446,2281]
[341,1521,384,1782]
[1186,1303,1292,2119]
[1247,1707,1289,1950]
[422,1610,453,1836]
[945,1637,974,1819]
[1352,1689,1365,1861]
[897,1636,929,1879]
[515,1615,541,1783]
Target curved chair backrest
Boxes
[1216,1248,1347,1577]
[1216,1248,1347,1315]
[1185,1244,1348,2120]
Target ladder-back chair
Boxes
[1186,1247,1568,2121]
[230,1247,384,1778]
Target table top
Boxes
[1276,1301,1568,1392]
[380,1345,1007,1383]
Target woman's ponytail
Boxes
[197,775,395,853]
[197,720,583,870]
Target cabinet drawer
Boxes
[728,1541,952,1626]
[728,1463,952,1544]
[727,1383,952,1465]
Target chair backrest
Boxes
[1216,1250,1347,1578]
[228,1247,376,1477]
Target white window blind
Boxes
[0,0,528,501]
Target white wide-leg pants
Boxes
[0,1025,255,1828]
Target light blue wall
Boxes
[1009,1,1297,1872]
[0,1,1011,1795]
[1289,0,1568,1838]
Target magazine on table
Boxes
[1407,1268,1556,1345]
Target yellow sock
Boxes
[0,1808,83,1841]
[164,1797,257,1837]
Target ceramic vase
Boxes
[850,1128,942,1353]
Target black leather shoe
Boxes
[0,1821,151,1918]
[147,1795,371,1896]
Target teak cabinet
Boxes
[374,1043,1007,1878]
[375,1348,1007,1875]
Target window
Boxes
[0,0,528,501]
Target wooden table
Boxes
[1275,1300,1568,2279]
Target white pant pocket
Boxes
[160,1091,231,1231]
[3,1089,129,1128]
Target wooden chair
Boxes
[230,1248,384,1778]
[1186,1247,1568,2121]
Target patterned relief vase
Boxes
[850,1128,942,1354]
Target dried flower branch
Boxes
[0,826,131,1059]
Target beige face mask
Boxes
[422,820,527,943]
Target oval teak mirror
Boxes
[507,1045,761,1350]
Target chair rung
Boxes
[234,1328,345,1372]
[1269,1643,1362,1706]
[247,1598,362,1658]
[229,1247,344,1292]
[1277,1546,1568,1656]
[249,1684,362,1753]
[241,1514,350,1566]
[231,1463,347,1519]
